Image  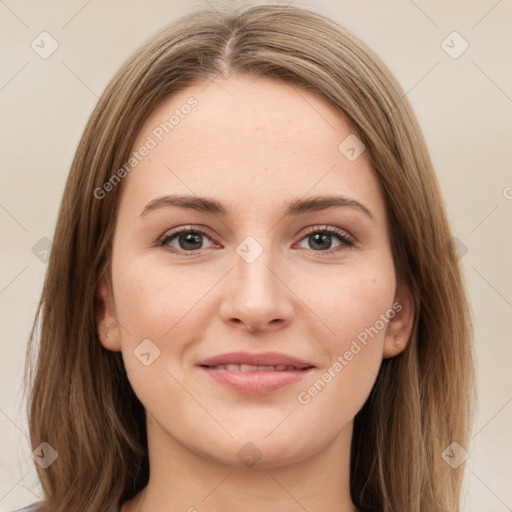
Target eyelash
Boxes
[157,225,355,256]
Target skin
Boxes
[97,74,414,512]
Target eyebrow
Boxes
[139,194,374,220]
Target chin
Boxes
[194,433,324,470]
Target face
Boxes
[98,74,414,469]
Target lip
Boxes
[197,351,315,369]
[197,351,315,395]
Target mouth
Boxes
[197,352,315,394]
[200,363,314,372]
[198,365,314,394]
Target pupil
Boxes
[180,232,202,250]
[310,233,331,250]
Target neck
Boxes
[122,415,357,512]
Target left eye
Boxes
[296,227,354,252]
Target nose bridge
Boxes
[220,233,293,330]
[235,233,283,301]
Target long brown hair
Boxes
[24,3,474,511]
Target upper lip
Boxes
[198,351,315,369]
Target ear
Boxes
[96,279,122,351]
[382,280,415,358]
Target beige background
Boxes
[1,0,511,510]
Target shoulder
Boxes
[9,503,45,512]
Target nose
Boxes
[219,243,294,333]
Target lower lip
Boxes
[198,366,314,394]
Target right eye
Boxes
[158,227,216,253]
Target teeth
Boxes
[240,364,258,372]
[208,364,301,371]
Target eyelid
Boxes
[157,225,218,249]
[299,224,355,245]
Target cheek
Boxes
[112,253,213,337]
[298,258,395,344]
[334,277,393,347]
[295,262,395,404]
[111,255,213,406]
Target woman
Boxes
[17,3,474,511]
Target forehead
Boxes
[120,74,386,224]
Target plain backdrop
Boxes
[1,0,511,510]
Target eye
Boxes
[158,226,215,253]
[157,224,355,255]
[296,225,354,254]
